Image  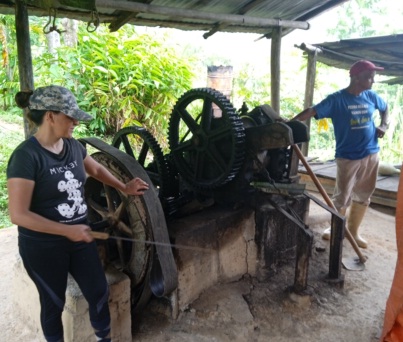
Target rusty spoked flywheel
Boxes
[81,137,177,314]
[168,88,245,190]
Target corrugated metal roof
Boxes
[297,34,403,78]
[0,0,349,38]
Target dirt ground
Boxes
[0,194,398,342]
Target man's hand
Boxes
[376,125,387,138]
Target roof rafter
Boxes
[96,0,310,31]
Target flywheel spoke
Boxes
[87,197,109,219]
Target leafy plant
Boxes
[0,115,24,228]
[1,18,194,147]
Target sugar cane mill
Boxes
[79,87,348,317]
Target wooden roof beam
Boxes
[109,0,153,32]
[199,0,267,39]
[96,0,310,31]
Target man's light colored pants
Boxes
[332,153,379,211]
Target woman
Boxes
[7,85,149,342]
[380,165,403,341]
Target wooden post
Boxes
[301,48,318,156]
[270,27,282,115]
[328,213,345,283]
[294,224,313,293]
[15,0,34,139]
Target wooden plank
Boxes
[301,180,397,208]
[376,177,400,192]
[370,195,397,208]
[298,171,398,208]
[299,162,336,172]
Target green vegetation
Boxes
[1,18,194,144]
[0,118,23,228]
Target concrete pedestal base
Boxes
[12,258,131,342]
[168,195,308,315]
[168,206,257,313]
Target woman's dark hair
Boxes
[15,90,47,126]
[28,110,48,125]
[15,90,32,108]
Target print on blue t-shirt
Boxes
[313,89,387,160]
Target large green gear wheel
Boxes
[168,88,245,190]
[112,126,172,198]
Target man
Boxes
[292,60,389,248]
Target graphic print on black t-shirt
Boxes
[56,169,87,219]
[7,138,89,226]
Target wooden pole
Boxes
[301,49,318,156]
[15,0,34,139]
[270,26,282,114]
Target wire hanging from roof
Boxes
[43,8,66,35]
[87,10,100,32]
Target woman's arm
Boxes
[83,155,149,195]
[7,178,93,242]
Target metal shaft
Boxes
[89,231,211,252]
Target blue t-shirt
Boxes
[313,89,387,160]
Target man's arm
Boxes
[291,107,317,121]
[376,105,389,138]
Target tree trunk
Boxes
[46,30,60,55]
[61,19,78,47]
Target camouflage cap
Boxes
[29,85,93,121]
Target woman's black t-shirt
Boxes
[7,137,88,238]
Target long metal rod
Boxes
[96,0,310,30]
[89,231,211,252]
